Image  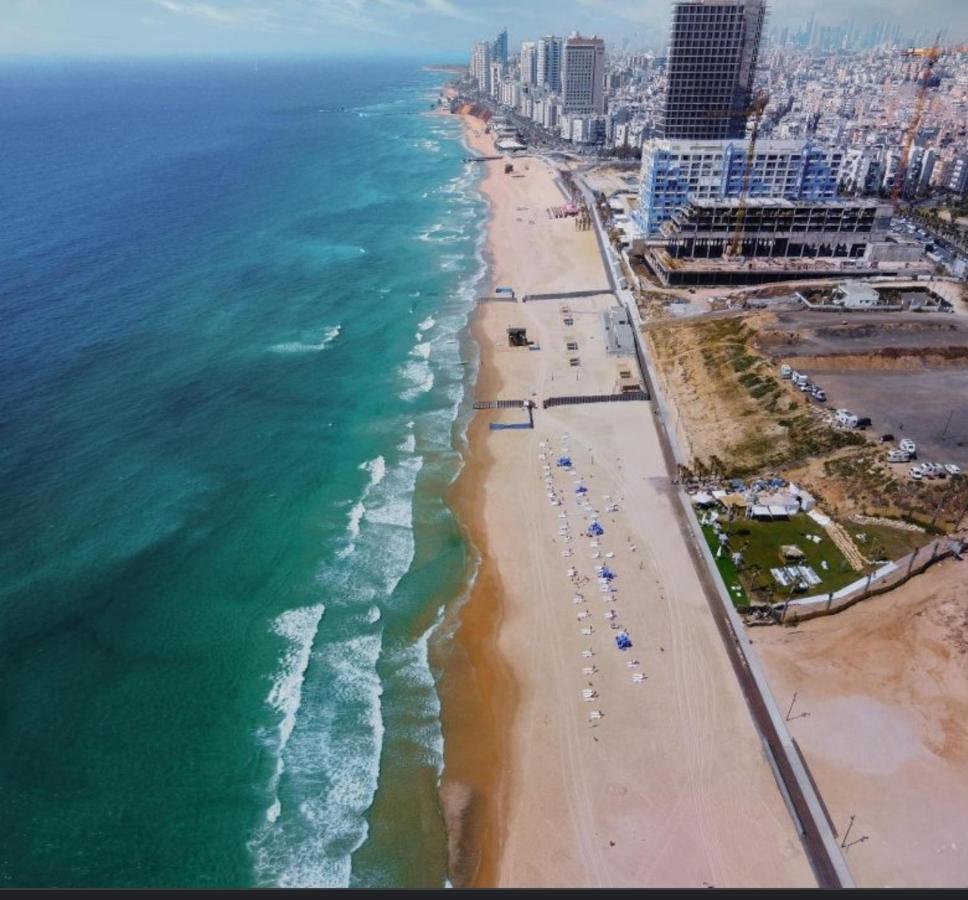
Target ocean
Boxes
[0,58,484,888]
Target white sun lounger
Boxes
[577,611,589,620]
[581,626,594,635]
[582,666,597,675]
[588,710,603,721]
[582,689,597,701]
[581,649,594,658]
[632,673,646,683]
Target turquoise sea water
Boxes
[0,59,484,887]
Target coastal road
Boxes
[576,174,854,890]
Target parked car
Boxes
[945,464,962,476]
[909,466,924,480]
[812,388,827,401]
[880,434,895,443]
[799,381,813,392]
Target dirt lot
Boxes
[753,557,968,887]
[810,370,968,468]
[756,310,968,359]
[751,309,968,468]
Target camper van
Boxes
[887,449,910,463]
[780,364,792,379]
[792,372,809,386]
[835,409,859,428]
[899,438,917,458]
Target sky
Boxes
[1,0,964,57]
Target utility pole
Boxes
[840,815,855,848]
[940,408,954,439]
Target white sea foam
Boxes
[389,613,445,772]
[398,359,434,401]
[360,455,386,489]
[410,341,431,360]
[259,602,327,832]
[267,604,327,753]
[417,223,463,244]
[366,605,382,624]
[271,325,341,354]
[418,316,436,333]
[251,631,385,888]
[396,432,416,454]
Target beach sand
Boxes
[753,556,968,887]
[437,115,815,888]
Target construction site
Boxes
[631,40,967,289]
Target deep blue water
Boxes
[0,58,484,887]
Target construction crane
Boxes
[893,40,968,202]
[729,92,771,258]
[703,92,770,257]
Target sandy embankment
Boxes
[437,114,814,888]
[753,556,968,887]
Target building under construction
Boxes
[641,198,924,285]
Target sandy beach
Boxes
[438,113,816,888]
[753,555,968,887]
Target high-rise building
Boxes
[520,41,538,86]
[471,40,492,96]
[561,33,606,114]
[489,61,503,100]
[944,157,968,196]
[494,28,509,68]
[659,0,767,140]
[536,36,563,94]
[635,139,842,235]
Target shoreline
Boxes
[433,108,516,888]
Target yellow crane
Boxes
[703,92,770,258]
[728,92,770,257]
[893,40,968,201]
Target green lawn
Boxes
[845,521,929,563]
[701,525,749,607]
[702,513,860,605]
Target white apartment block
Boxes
[471,41,492,96]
